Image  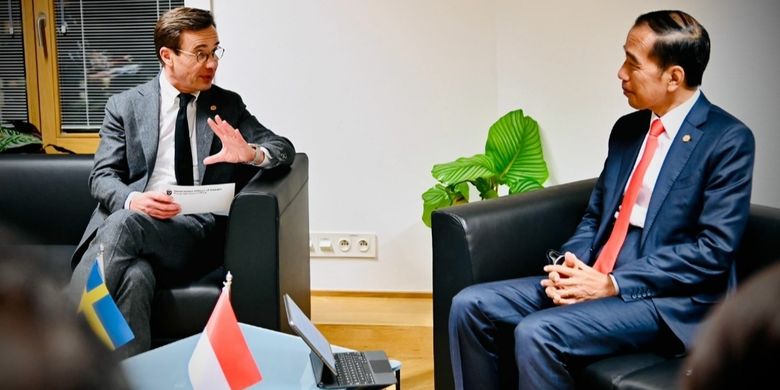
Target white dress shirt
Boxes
[146,74,202,191]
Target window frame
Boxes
[20,0,183,154]
[23,0,98,153]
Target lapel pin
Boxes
[682,134,692,143]
[210,105,217,111]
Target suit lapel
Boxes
[642,95,709,237]
[136,76,161,178]
[196,89,216,183]
[603,111,651,228]
[615,125,648,195]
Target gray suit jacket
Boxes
[71,75,295,268]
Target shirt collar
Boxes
[159,71,201,108]
[652,89,701,141]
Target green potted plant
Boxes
[421,109,549,227]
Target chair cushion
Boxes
[577,353,667,389]
[616,358,683,390]
[150,267,225,345]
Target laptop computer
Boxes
[283,294,398,389]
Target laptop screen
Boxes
[284,294,337,372]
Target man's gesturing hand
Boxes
[540,252,617,305]
[203,115,260,165]
[129,192,181,219]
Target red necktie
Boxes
[593,119,665,273]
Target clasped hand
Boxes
[540,252,617,305]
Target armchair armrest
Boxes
[224,153,310,334]
[431,178,595,389]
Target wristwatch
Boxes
[247,143,264,166]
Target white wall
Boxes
[212,0,498,292]
[496,0,780,204]
[209,1,779,292]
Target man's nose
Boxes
[617,63,628,80]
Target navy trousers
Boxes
[449,228,680,389]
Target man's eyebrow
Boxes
[190,41,220,51]
[624,47,639,63]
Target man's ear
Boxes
[666,65,686,91]
[159,47,174,67]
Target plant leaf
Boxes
[421,185,454,227]
[507,178,544,194]
[473,177,498,199]
[452,182,470,202]
[421,108,550,228]
[431,154,495,187]
[485,109,548,191]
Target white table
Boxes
[122,323,401,389]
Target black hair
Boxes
[635,10,710,87]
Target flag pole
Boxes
[98,243,105,276]
[223,271,233,292]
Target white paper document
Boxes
[166,183,235,215]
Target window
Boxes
[0,0,183,153]
[55,0,182,133]
[0,0,28,123]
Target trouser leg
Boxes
[514,297,665,390]
[449,276,550,390]
[69,210,218,357]
[113,260,155,358]
[448,274,674,390]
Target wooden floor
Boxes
[311,294,434,390]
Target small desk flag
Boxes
[188,272,262,390]
[77,255,134,350]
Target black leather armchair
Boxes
[0,153,310,346]
[432,178,780,389]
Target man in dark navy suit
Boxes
[449,10,755,389]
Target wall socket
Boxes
[310,232,377,259]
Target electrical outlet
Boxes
[337,238,351,252]
[310,232,377,258]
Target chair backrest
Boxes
[0,154,95,245]
[735,204,780,282]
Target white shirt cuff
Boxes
[124,191,140,209]
[609,274,620,294]
[247,144,273,168]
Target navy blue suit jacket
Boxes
[561,94,755,349]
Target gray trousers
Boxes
[69,209,222,359]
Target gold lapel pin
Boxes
[210,105,217,111]
[682,134,692,143]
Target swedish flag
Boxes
[78,259,134,350]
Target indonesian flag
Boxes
[188,272,262,389]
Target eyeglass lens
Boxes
[198,47,224,62]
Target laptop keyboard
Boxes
[335,352,375,385]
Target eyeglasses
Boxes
[177,46,225,63]
[546,249,565,266]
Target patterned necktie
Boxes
[593,119,666,273]
[175,93,195,185]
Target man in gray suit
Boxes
[68,7,295,357]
